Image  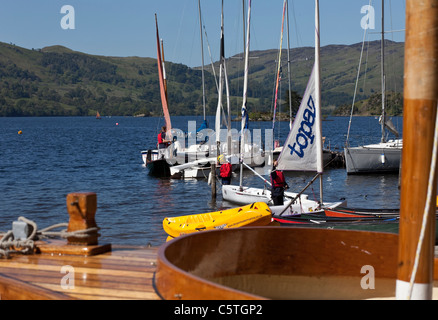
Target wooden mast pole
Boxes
[396,0,438,300]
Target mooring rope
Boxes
[0,216,100,259]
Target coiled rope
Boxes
[0,216,100,259]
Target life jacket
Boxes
[220,163,232,178]
[157,132,164,144]
[271,170,286,188]
[158,132,169,148]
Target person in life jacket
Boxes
[218,154,232,185]
[157,126,171,149]
[270,160,289,206]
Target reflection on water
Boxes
[344,173,400,208]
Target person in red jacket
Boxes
[157,126,171,158]
[157,126,171,148]
[270,160,289,205]
[218,155,232,185]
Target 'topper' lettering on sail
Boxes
[287,95,315,158]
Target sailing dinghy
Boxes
[142,14,173,178]
[222,1,344,216]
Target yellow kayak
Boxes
[163,202,272,239]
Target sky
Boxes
[0,0,406,67]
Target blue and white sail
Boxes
[276,66,322,172]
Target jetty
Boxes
[0,192,159,300]
[1,191,438,300]
[0,244,159,300]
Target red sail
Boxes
[155,14,171,134]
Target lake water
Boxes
[0,115,403,246]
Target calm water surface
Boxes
[0,115,402,246]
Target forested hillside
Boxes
[0,40,404,117]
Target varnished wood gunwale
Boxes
[0,245,160,300]
[157,245,263,300]
[156,227,414,300]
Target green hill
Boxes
[218,40,404,117]
[0,40,403,117]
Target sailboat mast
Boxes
[380,0,386,143]
[242,0,246,59]
[239,0,251,190]
[161,39,168,102]
[314,0,323,205]
[155,14,171,133]
[396,0,438,300]
[272,0,287,132]
[221,2,232,156]
[215,0,225,156]
[198,0,206,121]
[286,0,293,129]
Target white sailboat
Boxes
[143,3,215,178]
[344,0,402,174]
[142,14,173,178]
[168,0,215,179]
[222,0,344,215]
[170,0,263,179]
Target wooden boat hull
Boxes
[143,149,171,178]
[146,158,170,178]
[273,214,438,244]
[155,227,438,300]
[163,202,272,239]
[324,206,400,218]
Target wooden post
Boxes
[211,163,216,200]
[35,192,111,256]
[66,192,99,245]
[396,0,438,299]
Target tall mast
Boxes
[215,0,225,156]
[286,0,293,129]
[380,0,386,143]
[155,14,171,133]
[272,0,287,132]
[198,0,206,121]
[160,39,168,102]
[396,0,438,300]
[239,0,251,190]
[242,0,246,58]
[315,0,323,205]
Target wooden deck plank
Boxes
[0,269,156,291]
[0,261,153,278]
[0,246,161,300]
[36,283,159,300]
[1,257,157,273]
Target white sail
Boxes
[276,65,322,172]
[277,0,322,174]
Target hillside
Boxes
[0,40,404,117]
[218,40,404,116]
